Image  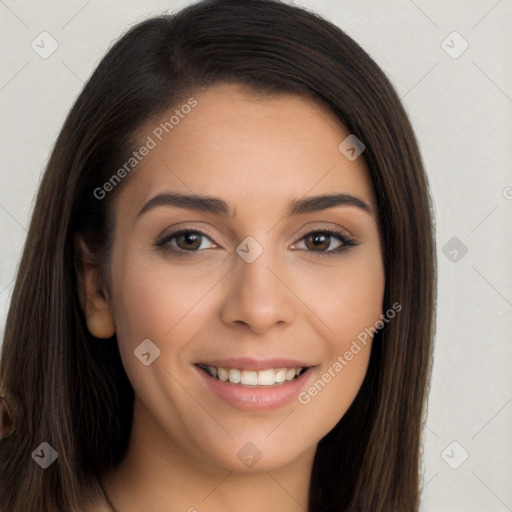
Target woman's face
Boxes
[105,83,384,472]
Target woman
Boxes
[0,0,436,510]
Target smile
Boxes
[198,364,306,386]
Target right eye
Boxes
[155,229,217,255]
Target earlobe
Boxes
[85,309,116,339]
[73,233,116,339]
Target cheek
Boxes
[292,248,385,344]
[108,258,218,427]
[295,346,372,445]
[290,249,384,428]
[331,261,384,338]
[109,253,222,383]
[111,252,218,339]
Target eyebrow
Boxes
[137,192,374,219]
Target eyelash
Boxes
[155,227,358,257]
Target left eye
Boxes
[293,230,355,253]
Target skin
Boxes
[77,83,385,512]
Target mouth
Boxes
[197,364,308,387]
[195,359,314,410]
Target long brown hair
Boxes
[0,1,436,510]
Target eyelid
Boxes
[292,224,355,243]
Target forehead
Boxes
[118,83,375,220]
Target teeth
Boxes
[257,369,275,386]
[285,368,296,380]
[217,367,229,381]
[228,368,241,384]
[240,370,258,386]
[275,369,286,383]
[203,365,305,386]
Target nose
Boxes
[218,243,297,334]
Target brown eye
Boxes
[304,233,331,251]
[156,229,216,254]
[175,232,203,251]
[292,229,357,255]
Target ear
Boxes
[73,233,115,339]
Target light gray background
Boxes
[1,1,511,510]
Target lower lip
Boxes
[196,366,312,410]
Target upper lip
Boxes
[196,356,311,371]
